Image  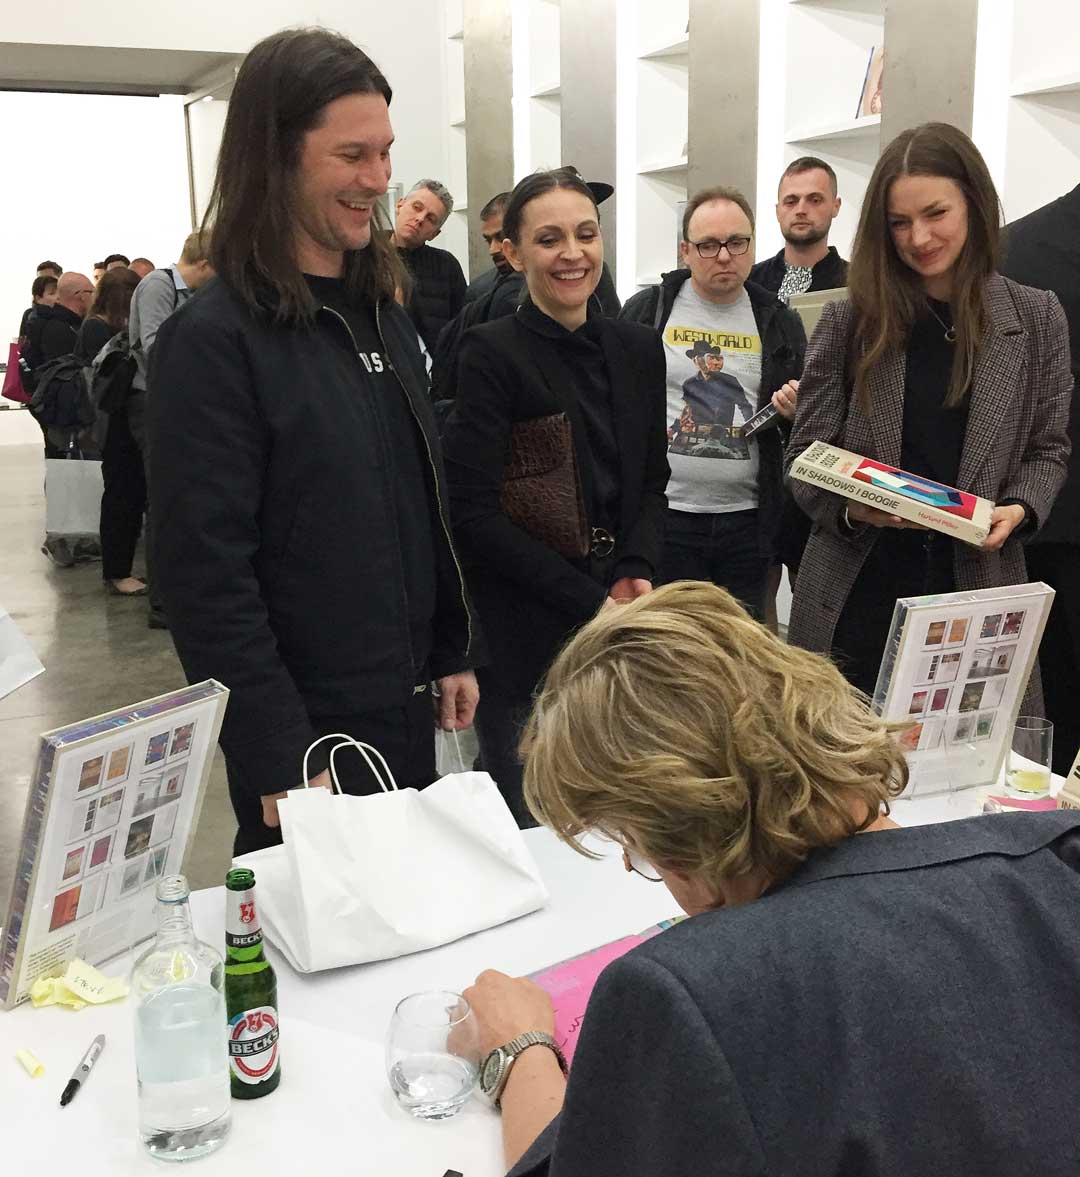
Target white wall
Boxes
[2,0,452,336]
[6,0,446,201]
[1,91,190,343]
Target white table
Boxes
[0,789,1024,1175]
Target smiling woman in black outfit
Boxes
[442,169,669,826]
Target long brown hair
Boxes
[203,28,404,324]
[88,267,140,330]
[848,122,1002,410]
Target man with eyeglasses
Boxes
[622,186,805,619]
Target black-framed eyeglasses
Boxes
[687,236,752,259]
[622,848,663,883]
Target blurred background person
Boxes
[129,228,214,629]
[73,266,146,597]
[391,178,466,353]
[19,273,58,339]
[129,257,155,278]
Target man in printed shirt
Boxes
[622,186,805,618]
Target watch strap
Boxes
[487,1031,568,1110]
[504,1031,568,1075]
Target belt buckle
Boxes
[590,527,615,558]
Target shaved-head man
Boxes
[55,272,94,320]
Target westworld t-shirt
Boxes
[663,283,762,513]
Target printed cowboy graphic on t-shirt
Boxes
[668,339,755,460]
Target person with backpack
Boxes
[128,230,214,627]
[74,267,146,597]
[22,272,95,566]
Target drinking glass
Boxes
[1006,717,1053,798]
[386,990,480,1120]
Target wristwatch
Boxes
[479,1031,568,1110]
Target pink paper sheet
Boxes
[529,918,682,1067]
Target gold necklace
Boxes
[926,301,956,344]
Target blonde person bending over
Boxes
[465,581,1080,1177]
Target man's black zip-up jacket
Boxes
[147,277,478,798]
[621,269,806,559]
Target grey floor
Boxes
[0,408,234,909]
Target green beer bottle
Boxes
[224,868,281,1098]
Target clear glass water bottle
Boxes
[131,874,231,1162]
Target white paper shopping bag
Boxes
[235,737,548,972]
[44,457,102,536]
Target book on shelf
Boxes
[871,583,1053,798]
[788,440,994,546]
[857,46,885,118]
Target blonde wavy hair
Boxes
[521,582,907,889]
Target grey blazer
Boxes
[784,274,1071,690]
[510,812,1080,1177]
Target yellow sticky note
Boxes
[16,1048,44,1078]
[29,959,127,1010]
[63,959,129,1005]
[29,974,85,1010]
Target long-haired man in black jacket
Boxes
[148,28,480,854]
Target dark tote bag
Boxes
[499,412,590,560]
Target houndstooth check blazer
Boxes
[785,273,1072,697]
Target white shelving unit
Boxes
[756,0,884,262]
[510,0,563,178]
[633,0,689,289]
[442,0,469,275]
[1001,1,1080,222]
[529,0,562,170]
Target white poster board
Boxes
[0,681,228,1009]
[872,583,1053,798]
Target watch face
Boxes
[480,1049,505,1095]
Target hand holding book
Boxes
[982,504,1026,552]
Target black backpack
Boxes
[28,354,95,432]
[90,330,138,413]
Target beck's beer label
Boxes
[228,1005,280,1084]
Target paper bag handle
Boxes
[301,733,399,795]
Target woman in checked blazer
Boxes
[785,123,1071,696]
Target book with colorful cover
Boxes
[529,916,685,1067]
[789,441,993,546]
